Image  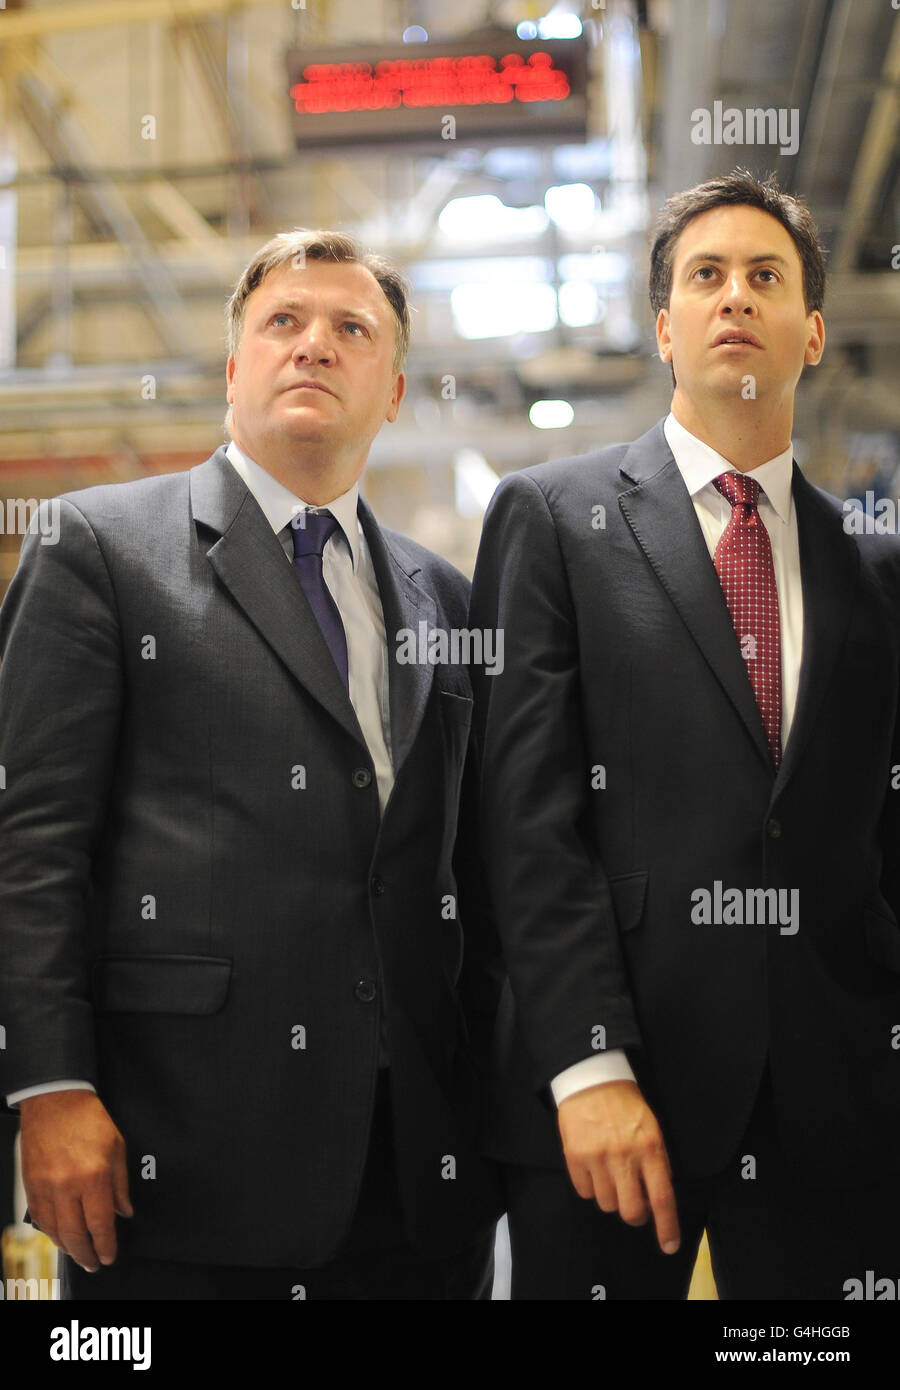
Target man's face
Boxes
[656,204,824,408]
[226,257,405,476]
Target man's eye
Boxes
[756,269,777,282]
[694,267,716,280]
[272,314,292,326]
[343,322,365,335]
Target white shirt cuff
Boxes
[6,1080,97,1108]
[550,1050,636,1106]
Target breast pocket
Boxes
[437,687,473,811]
[438,686,473,713]
[438,687,474,739]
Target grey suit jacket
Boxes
[0,446,501,1266]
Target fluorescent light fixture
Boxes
[402,25,428,42]
[438,195,549,241]
[538,13,583,39]
[558,280,600,327]
[410,256,553,291]
[450,282,558,339]
[544,182,596,231]
[529,399,574,429]
[558,251,630,286]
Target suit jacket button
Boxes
[354,979,377,1002]
[371,876,385,896]
[766,818,782,839]
[352,767,372,788]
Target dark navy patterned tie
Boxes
[290,510,349,691]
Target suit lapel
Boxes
[617,421,773,771]
[357,495,438,780]
[773,466,859,793]
[190,447,366,750]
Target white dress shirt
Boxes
[225,439,395,813]
[7,438,395,1107]
[550,411,803,1106]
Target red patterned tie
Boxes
[712,471,782,768]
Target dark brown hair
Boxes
[649,169,827,315]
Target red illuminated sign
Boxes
[291,52,570,116]
[286,32,587,149]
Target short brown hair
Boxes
[649,169,827,315]
[226,227,410,368]
[223,228,410,440]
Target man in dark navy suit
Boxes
[470,171,900,1299]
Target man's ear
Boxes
[656,307,673,364]
[226,354,237,402]
[804,311,825,367]
[386,371,406,423]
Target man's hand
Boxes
[557,1080,680,1254]
[19,1090,133,1272]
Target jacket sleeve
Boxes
[467,470,642,1090]
[0,499,124,1099]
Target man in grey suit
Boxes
[0,229,501,1299]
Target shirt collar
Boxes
[663,411,795,525]
[225,438,361,571]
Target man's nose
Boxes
[292,321,336,363]
[721,273,756,315]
